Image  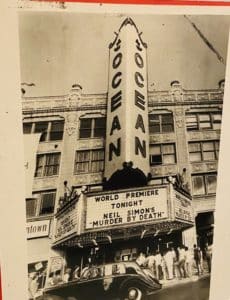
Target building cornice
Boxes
[21,87,224,115]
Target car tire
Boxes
[121,286,146,300]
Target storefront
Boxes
[51,183,194,275]
[27,219,51,298]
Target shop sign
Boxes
[105,18,149,181]
[26,220,50,239]
[34,262,43,271]
[174,191,194,223]
[54,203,78,242]
[49,257,64,273]
[86,187,168,229]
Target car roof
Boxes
[94,261,138,268]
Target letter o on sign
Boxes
[112,72,122,89]
[113,53,122,69]
[135,53,144,68]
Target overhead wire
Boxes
[184,15,225,66]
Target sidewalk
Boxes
[160,272,210,289]
[159,260,211,289]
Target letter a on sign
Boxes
[110,116,121,135]
[135,114,145,133]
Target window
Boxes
[34,122,49,142]
[149,113,174,134]
[23,122,32,134]
[212,113,222,130]
[192,173,217,196]
[75,151,90,173]
[189,141,219,162]
[199,114,211,129]
[39,192,56,215]
[35,153,61,177]
[74,149,104,174]
[91,150,105,172]
[50,121,64,141]
[26,198,37,218]
[94,118,106,137]
[151,177,173,185]
[26,190,56,218]
[186,112,222,131]
[79,117,106,138]
[28,261,48,290]
[186,114,198,131]
[150,143,176,165]
[23,120,64,141]
[79,119,92,138]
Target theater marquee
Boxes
[174,190,194,224]
[85,187,168,229]
[54,199,78,243]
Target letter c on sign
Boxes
[112,72,122,89]
[135,53,144,68]
[135,72,144,88]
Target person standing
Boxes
[154,250,162,280]
[170,247,177,279]
[28,274,34,300]
[161,251,168,281]
[205,243,212,273]
[199,246,204,274]
[145,252,155,275]
[164,248,174,280]
[73,265,80,280]
[193,244,202,275]
[185,246,193,277]
[63,268,72,283]
[178,246,186,278]
[136,252,146,267]
[29,273,39,300]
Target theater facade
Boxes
[22,18,223,291]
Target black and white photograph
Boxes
[17,9,230,300]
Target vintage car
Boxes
[42,261,162,300]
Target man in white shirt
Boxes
[155,250,162,280]
[145,252,155,274]
[178,246,186,278]
[63,268,72,283]
[164,248,174,280]
[185,246,193,277]
[136,252,146,267]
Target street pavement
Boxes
[148,275,210,300]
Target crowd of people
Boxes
[28,242,212,299]
[135,243,212,282]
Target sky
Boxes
[18,12,230,97]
